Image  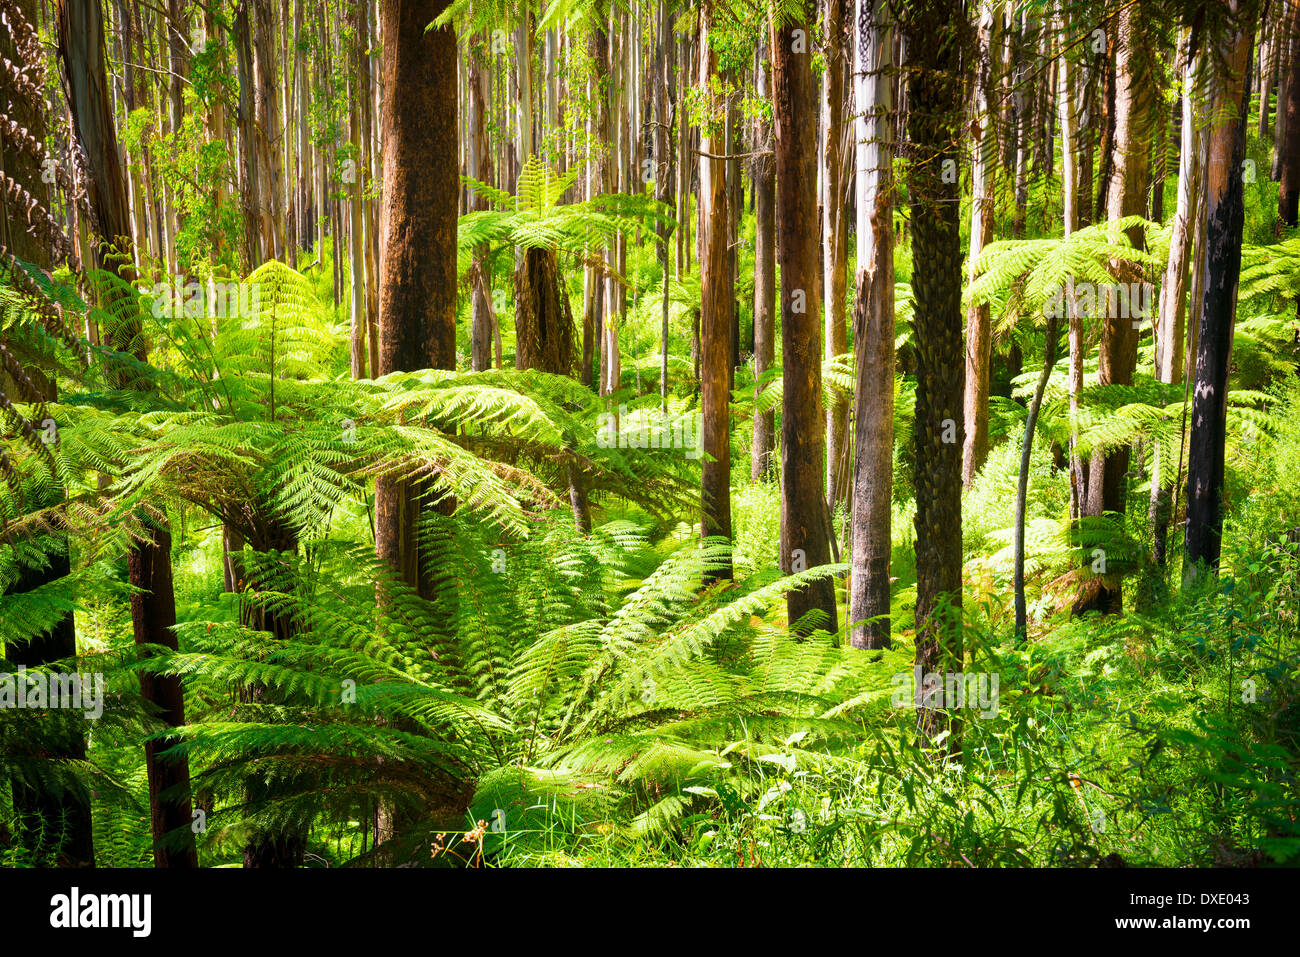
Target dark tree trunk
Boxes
[1280,0,1300,225]
[901,0,964,748]
[514,246,574,375]
[1186,12,1255,581]
[57,0,197,868]
[1014,316,1060,641]
[372,0,470,851]
[699,2,733,579]
[702,5,733,574]
[774,0,837,634]
[376,0,458,585]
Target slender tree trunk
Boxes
[1014,314,1060,641]
[751,35,776,483]
[848,0,895,650]
[1259,19,1274,139]
[824,0,851,511]
[469,37,495,372]
[657,0,675,402]
[252,0,285,261]
[583,21,609,388]
[234,1,263,268]
[1151,36,1201,566]
[1058,3,1088,530]
[962,2,996,487]
[699,1,732,580]
[348,1,366,379]
[359,0,380,374]
[1275,21,1292,181]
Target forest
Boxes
[0,0,1298,875]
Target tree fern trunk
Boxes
[901,0,964,750]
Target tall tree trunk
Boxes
[57,0,197,868]
[775,0,837,634]
[823,0,851,511]
[469,36,494,373]
[583,20,609,388]
[1185,10,1254,581]
[1150,35,1201,566]
[699,1,732,581]
[1081,4,1150,615]
[1280,0,1300,224]
[962,2,996,487]
[376,0,458,578]
[251,0,285,262]
[1058,2,1088,531]
[373,0,464,848]
[359,0,380,375]
[1258,19,1274,139]
[234,1,263,269]
[848,0,895,650]
[348,1,367,379]
[1275,18,1292,181]
[900,0,964,748]
[657,0,675,402]
[751,35,776,483]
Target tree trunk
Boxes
[901,0,964,748]
[699,2,733,581]
[1280,0,1300,225]
[751,35,776,483]
[1057,2,1089,531]
[252,0,285,261]
[348,2,367,379]
[469,37,495,373]
[657,0,675,402]
[57,0,197,868]
[1081,4,1150,615]
[1150,35,1201,566]
[375,0,459,580]
[1014,314,1060,641]
[234,1,263,269]
[1275,22,1291,181]
[963,3,996,487]
[824,0,851,511]
[775,0,837,635]
[848,0,895,650]
[1185,11,1254,581]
